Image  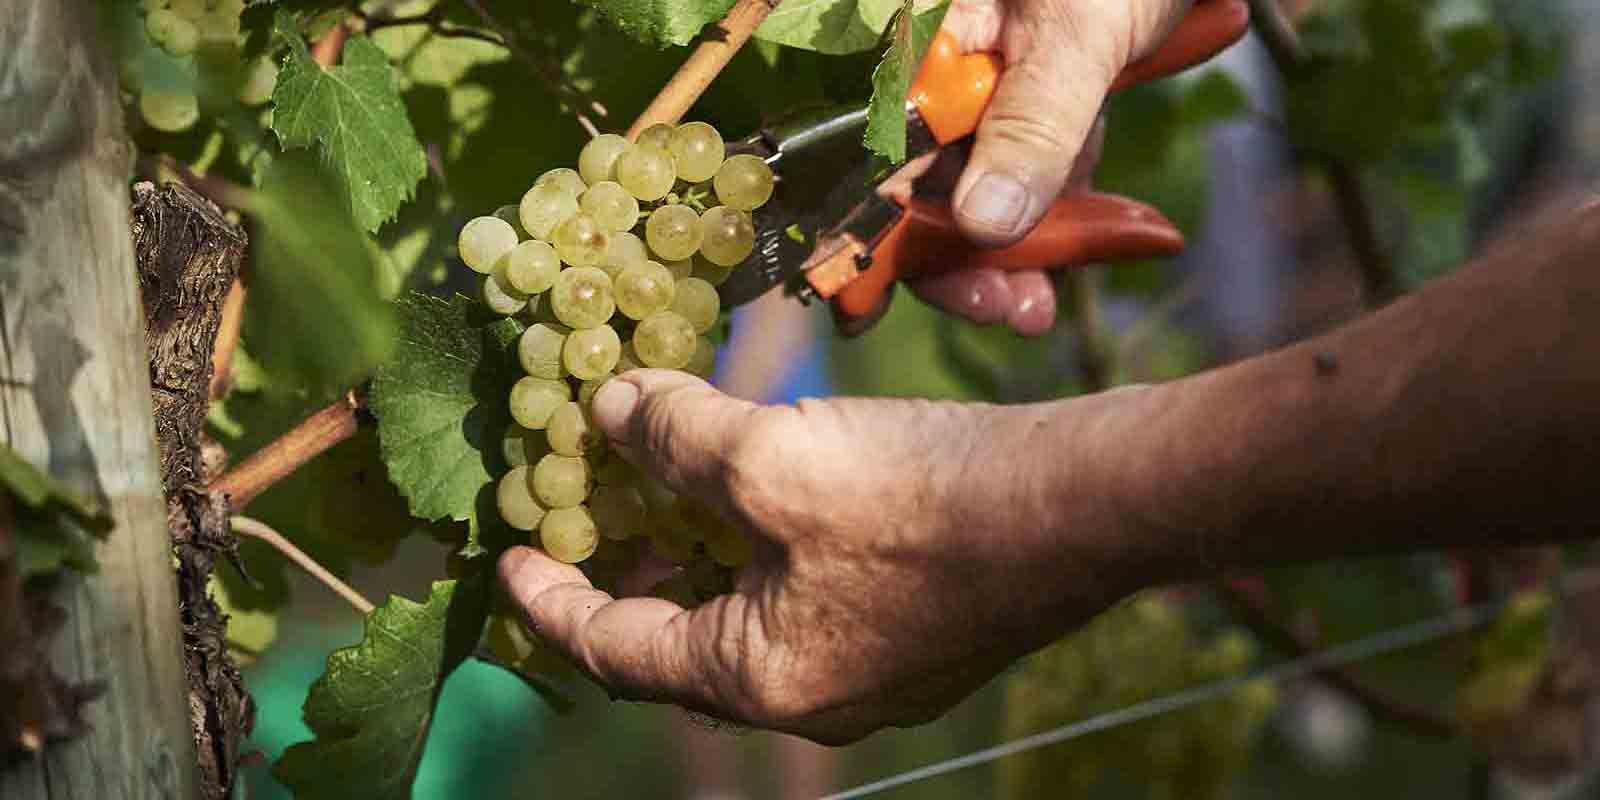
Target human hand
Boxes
[893,0,1193,335]
[498,370,1160,743]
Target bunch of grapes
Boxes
[130,0,268,134]
[458,121,772,594]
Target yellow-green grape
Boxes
[671,277,720,333]
[496,466,548,531]
[615,145,677,202]
[501,425,549,468]
[518,181,579,241]
[668,121,725,183]
[685,336,716,379]
[600,231,649,280]
[704,523,752,567]
[579,181,640,233]
[535,167,587,198]
[546,402,599,457]
[645,204,702,262]
[147,9,199,55]
[194,0,244,43]
[540,505,598,563]
[698,205,756,267]
[169,0,206,16]
[633,311,697,369]
[509,376,571,429]
[661,257,693,281]
[614,341,644,373]
[142,0,170,13]
[139,90,199,133]
[482,274,528,315]
[532,453,591,508]
[634,122,674,151]
[498,240,560,295]
[458,215,519,274]
[578,133,630,185]
[590,485,647,540]
[714,154,775,212]
[692,254,736,286]
[549,266,615,329]
[517,322,569,380]
[238,54,278,106]
[562,324,621,381]
[491,204,529,240]
[552,212,610,268]
[614,261,676,320]
[577,376,609,408]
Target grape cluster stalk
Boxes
[458,121,773,616]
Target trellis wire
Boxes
[820,599,1509,800]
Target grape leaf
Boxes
[1,444,112,578]
[370,293,523,529]
[271,11,427,232]
[755,0,903,55]
[274,579,489,800]
[580,0,739,48]
[862,1,948,162]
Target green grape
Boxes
[496,466,548,531]
[634,122,674,151]
[692,254,736,286]
[147,9,198,55]
[552,212,610,268]
[614,261,676,320]
[645,205,702,262]
[685,336,717,379]
[549,267,615,329]
[562,324,621,381]
[509,376,571,429]
[546,402,599,457]
[532,453,592,508]
[615,145,677,202]
[668,121,725,183]
[535,167,587,198]
[579,181,640,233]
[517,322,569,380]
[168,0,206,16]
[501,425,549,468]
[238,54,278,106]
[577,376,609,408]
[139,90,199,133]
[601,231,649,280]
[615,341,644,373]
[698,205,756,267]
[142,0,170,12]
[671,277,720,333]
[577,133,630,185]
[540,505,599,563]
[518,182,579,241]
[497,240,560,295]
[194,0,243,43]
[633,311,696,369]
[590,485,648,540]
[482,274,528,315]
[458,215,519,274]
[714,154,775,212]
[661,257,693,281]
[492,205,529,240]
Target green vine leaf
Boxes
[1,444,112,578]
[274,579,489,800]
[580,0,740,48]
[755,0,902,55]
[271,11,427,232]
[863,1,948,162]
[370,293,523,536]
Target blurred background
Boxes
[167,0,1600,797]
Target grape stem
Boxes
[209,391,368,512]
[209,278,246,401]
[231,516,375,615]
[1066,269,1113,392]
[457,0,609,137]
[355,7,505,47]
[626,0,777,139]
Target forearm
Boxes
[1062,203,1600,582]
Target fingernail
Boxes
[498,547,534,604]
[591,379,640,440]
[959,172,1029,232]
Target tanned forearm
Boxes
[1090,201,1600,580]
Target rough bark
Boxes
[130,182,253,800]
[0,1,201,797]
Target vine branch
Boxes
[209,278,245,400]
[356,7,504,46]
[231,516,374,615]
[209,391,367,511]
[627,0,776,138]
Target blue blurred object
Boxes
[715,303,833,403]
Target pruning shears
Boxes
[717,0,1251,327]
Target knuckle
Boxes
[721,405,799,518]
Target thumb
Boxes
[950,5,1128,247]
[590,369,760,504]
